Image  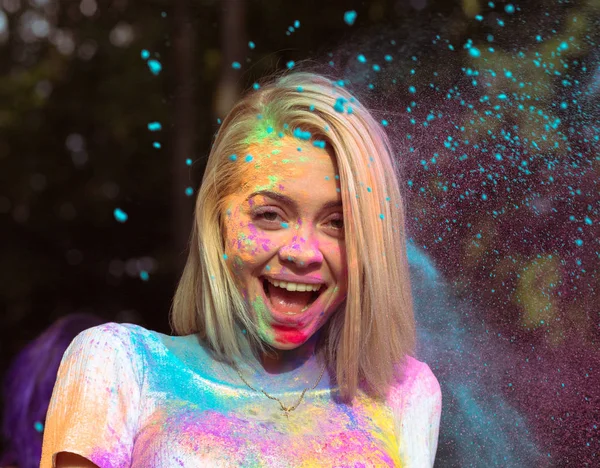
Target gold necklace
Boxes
[235,361,327,419]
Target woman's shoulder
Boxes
[72,322,210,373]
[64,322,162,366]
[70,322,153,347]
[387,356,442,407]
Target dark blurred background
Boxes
[1,0,598,466]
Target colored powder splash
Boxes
[293,128,311,140]
[147,121,162,132]
[113,208,128,223]
[344,11,357,26]
[320,1,599,465]
[120,3,597,465]
[147,59,162,75]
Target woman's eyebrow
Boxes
[247,190,343,211]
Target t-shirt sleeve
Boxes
[389,359,443,468]
[40,323,143,468]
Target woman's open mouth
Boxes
[260,276,324,320]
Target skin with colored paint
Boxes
[222,136,347,373]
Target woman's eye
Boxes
[328,217,344,230]
[253,210,281,223]
[262,211,279,222]
[252,209,343,232]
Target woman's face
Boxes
[222,135,348,349]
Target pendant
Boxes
[281,405,291,419]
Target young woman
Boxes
[40,72,442,467]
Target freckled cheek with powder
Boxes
[231,232,273,260]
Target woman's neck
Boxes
[258,332,321,375]
[233,329,329,392]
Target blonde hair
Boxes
[171,71,416,401]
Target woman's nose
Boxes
[278,235,324,267]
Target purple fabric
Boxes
[1,314,105,468]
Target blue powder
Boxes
[147,59,162,75]
[344,10,357,26]
[114,208,128,223]
[293,128,312,140]
[469,47,481,58]
[333,97,348,113]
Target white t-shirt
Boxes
[41,323,442,467]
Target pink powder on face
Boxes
[272,325,308,345]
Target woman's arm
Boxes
[55,452,99,468]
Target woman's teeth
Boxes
[265,277,323,292]
[262,277,322,315]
